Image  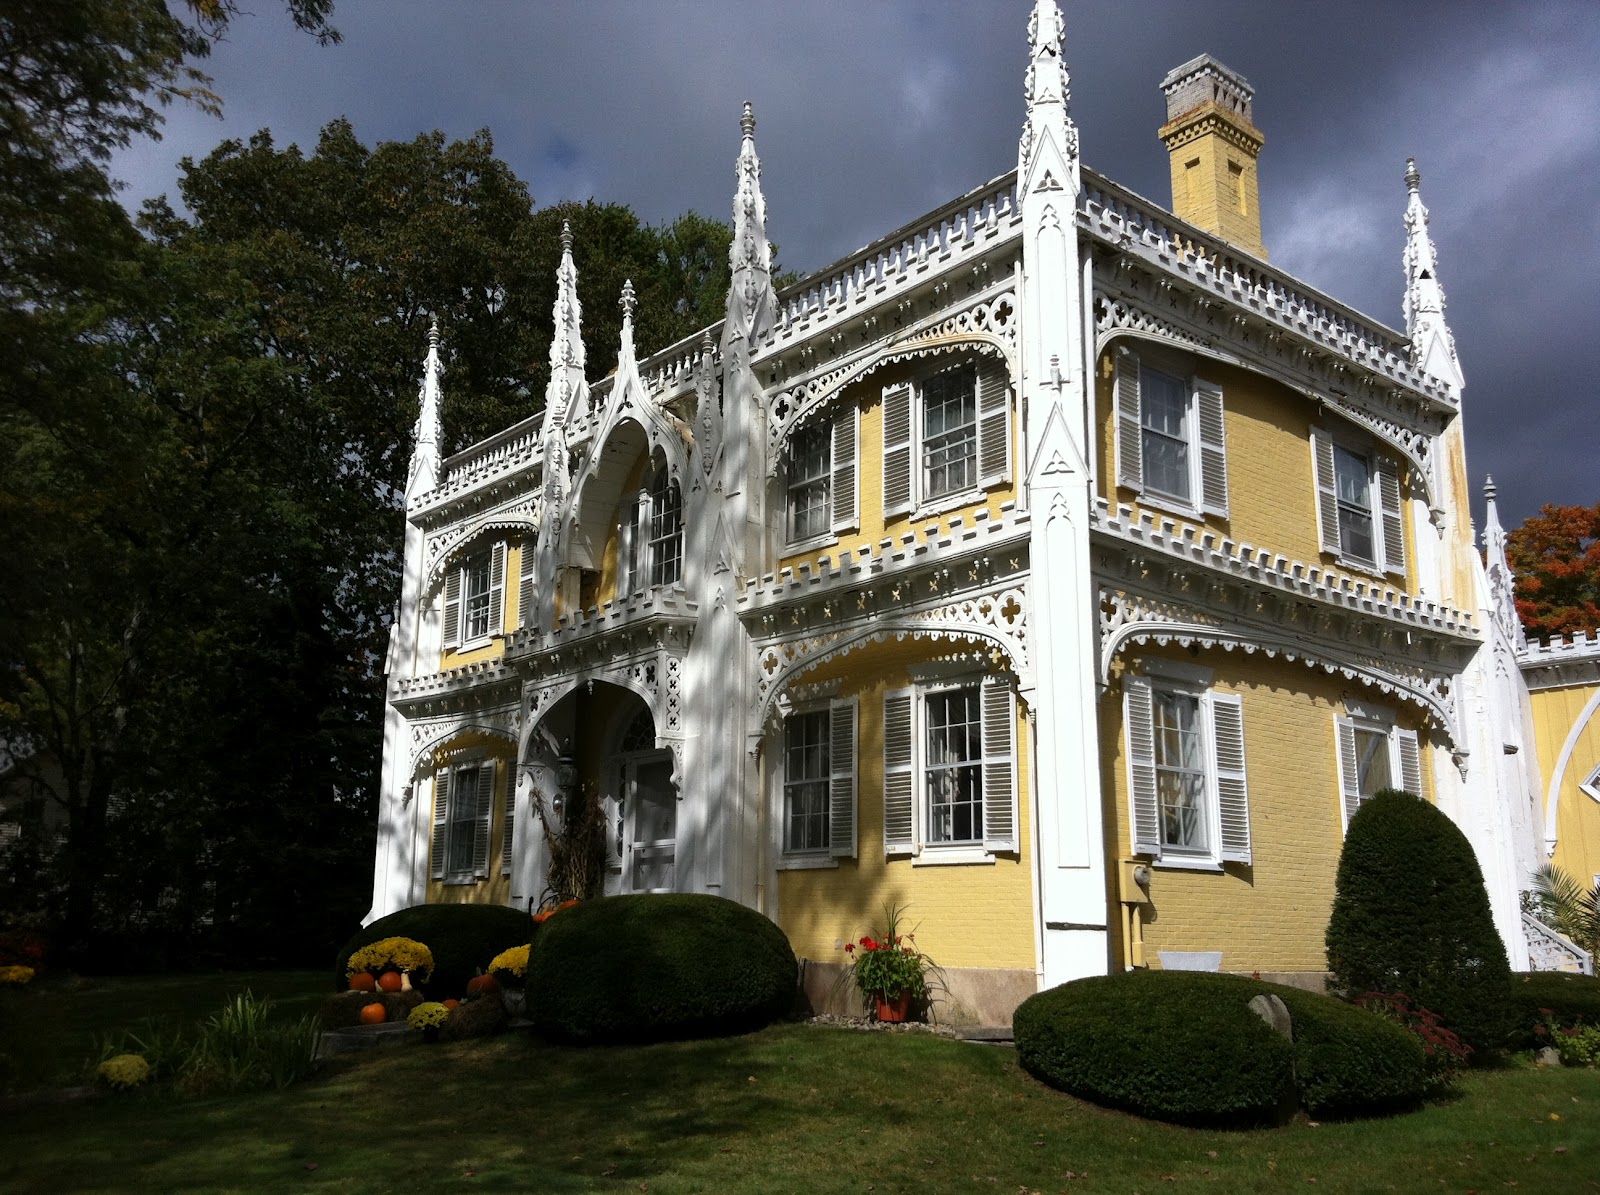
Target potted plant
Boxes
[487,944,530,1018]
[345,936,435,993]
[407,1001,451,1043]
[841,906,940,1023]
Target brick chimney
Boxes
[1158,54,1266,258]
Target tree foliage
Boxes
[1506,502,1600,639]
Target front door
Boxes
[624,755,676,892]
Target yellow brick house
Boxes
[365,2,1587,1025]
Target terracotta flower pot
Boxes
[874,991,912,1023]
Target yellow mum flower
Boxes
[346,936,434,981]
[97,1054,152,1089]
[488,944,529,980]
[0,965,36,985]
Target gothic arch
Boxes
[408,719,519,780]
[423,512,538,598]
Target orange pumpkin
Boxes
[466,974,500,996]
[442,999,460,1010]
[359,1002,387,1025]
[376,971,404,993]
[348,973,376,992]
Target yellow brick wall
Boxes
[1529,682,1600,884]
[424,730,515,907]
[777,355,1018,576]
[1102,644,1435,973]
[1163,114,1265,257]
[774,636,1034,972]
[1094,348,1416,595]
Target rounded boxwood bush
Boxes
[1013,971,1296,1126]
[1326,789,1513,1052]
[526,894,798,1043]
[1269,985,1425,1116]
[1508,972,1600,1043]
[334,903,532,999]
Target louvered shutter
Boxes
[442,566,462,650]
[1210,692,1251,864]
[430,769,451,880]
[831,406,859,533]
[1115,349,1143,492]
[500,774,516,876]
[976,358,1011,488]
[881,382,914,517]
[471,760,495,878]
[828,699,858,858]
[519,541,536,629]
[882,688,915,855]
[1124,675,1160,856]
[980,677,1018,852]
[487,542,506,635]
[1335,716,1363,829]
[1374,455,1406,577]
[1195,378,1229,518]
[1395,728,1423,798]
[1312,429,1342,554]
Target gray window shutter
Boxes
[1195,378,1229,518]
[1375,455,1406,577]
[1124,675,1160,856]
[430,770,450,880]
[1115,348,1143,492]
[1210,692,1250,864]
[828,698,858,859]
[882,688,915,855]
[881,382,914,517]
[831,406,859,533]
[976,357,1011,488]
[442,566,462,650]
[1335,715,1362,829]
[472,760,495,879]
[488,542,506,635]
[519,540,536,629]
[1312,429,1341,555]
[980,677,1018,853]
[1395,728,1423,797]
[500,773,516,876]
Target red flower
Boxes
[1539,1007,1555,1016]
[844,943,854,954]
[894,936,902,945]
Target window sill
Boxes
[912,847,995,867]
[442,876,481,886]
[782,531,840,557]
[1129,489,1203,524]
[907,483,1004,524]
[777,854,840,871]
[1330,554,1404,586]
[1152,856,1224,873]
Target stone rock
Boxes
[1248,993,1293,1039]
[1537,1046,1562,1068]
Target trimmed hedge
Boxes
[1326,789,1513,1051]
[1013,971,1295,1126]
[527,894,798,1044]
[1508,972,1600,1043]
[1013,971,1426,1125]
[333,904,533,999]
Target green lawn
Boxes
[3,1011,1598,1194]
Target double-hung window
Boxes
[1114,347,1229,518]
[883,675,1017,858]
[1124,665,1251,866]
[618,464,684,594]
[1334,702,1422,828]
[442,542,506,650]
[778,699,857,861]
[783,406,859,545]
[881,357,1010,519]
[430,757,498,884]
[1312,428,1406,578]
[648,466,682,587]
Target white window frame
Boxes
[782,406,859,550]
[1124,660,1251,870]
[1581,763,1600,803]
[442,542,506,651]
[430,756,497,886]
[618,464,684,595]
[1114,346,1229,520]
[1311,427,1406,580]
[881,357,1011,522]
[882,672,1017,865]
[776,697,857,865]
[1334,701,1423,830]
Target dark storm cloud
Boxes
[111,1,1599,528]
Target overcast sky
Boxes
[110,1,1600,530]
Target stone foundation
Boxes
[799,960,1037,1027]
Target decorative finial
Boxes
[1483,475,1497,503]
[1405,157,1421,193]
[740,101,755,139]
[427,315,440,349]
[560,220,573,255]
[619,278,636,321]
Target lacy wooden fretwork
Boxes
[423,493,540,582]
[766,287,1019,453]
[1098,586,1464,751]
[406,701,521,779]
[1093,281,1441,505]
[1523,912,1594,975]
[522,647,686,781]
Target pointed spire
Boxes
[406,316,444,501]
[617,278,637,370]
[542,219,588,438]
[1019,0,1079,183]
[1402,158,1464,391]
[727,101,777,342]
[1481,475,1522,641]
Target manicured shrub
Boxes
[1508,972,1600,1044]
[1275,986,1427,1113]
[333,903,532,999]
[1013,971,1295,1126]
[527,894,798,1044]
[1325,789,1513,1051]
